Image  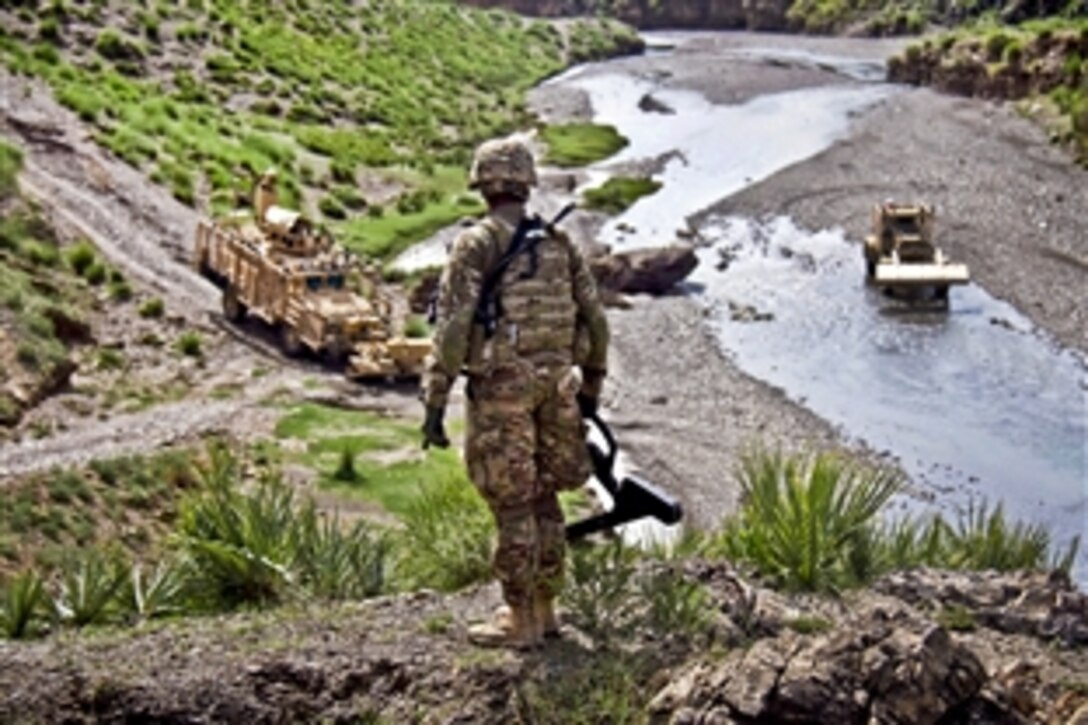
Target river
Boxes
[398,32,1087,582]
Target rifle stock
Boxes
[565,413,683,542]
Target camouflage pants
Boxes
[465,363,590,608]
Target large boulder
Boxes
[589,244,699,295]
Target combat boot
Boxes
[468,604,539,650]
[534,595,561,639]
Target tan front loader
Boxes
[864,202,970,300]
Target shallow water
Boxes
[566,73,895,251]
[559,45,1087,579]
[694,217,1087,580]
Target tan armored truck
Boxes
[194,171,430,379]
[864,202,970,301]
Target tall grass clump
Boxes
[49,547,129,627]
[0,570,46,639]
[711,448,903,593]
[393,471,494,592]
[176,445,390,610]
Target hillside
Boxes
[0,0,640,261]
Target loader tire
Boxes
[222,286,246,323]
[281,326,304,357]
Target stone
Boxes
[589,244,698,295]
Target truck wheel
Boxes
[281,326,304,357]
[222,286,246,323]
[935,286,949,304]
[866,260,876,279]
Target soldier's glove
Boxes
[421,406,450,450]
[577,368,606,418]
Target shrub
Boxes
[583,177,662,215]
[48,548,129,627]
[175,331,203,357]
[0,570,46,639]
[318,194,347,220]
[178,445,389,608]
[709,448,902,593]
[404,316,429,339]
[108,279,134,301]
[332,444,360,483]
[96,347,125,371]
[393,471,494,591]
[540,122,628,167]
[563,540,640,645]
[95,29,143,62]
[138,297,165,318]
[121,558,188,621]
[83,261,107,285]
[65,240,97,275]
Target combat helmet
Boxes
[469,138,537,200]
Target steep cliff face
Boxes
[460,0,793,31]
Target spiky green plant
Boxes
[941,500,1075,572]
[122,558,188,621]
[49,548,128,627]
[562,539,640,645]
[0,570,46,639]
[392,471,493,592]
[176,469,299,610]
[294,507,388,600]
[638,563,711,642]
[713,448,903,592]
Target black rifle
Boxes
[473,203,576,339]
[565,412,684,542]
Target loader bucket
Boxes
[874,262,970,287]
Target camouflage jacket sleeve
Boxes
[567,235,609,373]
[422,224,496,408]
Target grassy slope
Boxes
[0,140,120,427]
[891,18,1088,164]
[0,0,640,261]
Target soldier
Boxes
[421,138,609,649]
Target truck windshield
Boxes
[328,275,344,289]
[306,277,322,291]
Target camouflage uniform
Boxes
[423,140,608,615]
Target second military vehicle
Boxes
[194,171,430,379]
[864,202,970,302]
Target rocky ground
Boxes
[1,565,1084,722]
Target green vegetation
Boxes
[936,605,977,632]
[138,297,165,318]
[705,448,1079,592]
[785,0,1085,35]
[175,331,203,357]
[0,140,21,197]
[539,122,628,167]
[0,2,638,260]
[582,176,662,214]
[274,402,465,515]
[0,141,90,418]
[893,19,1088,164]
